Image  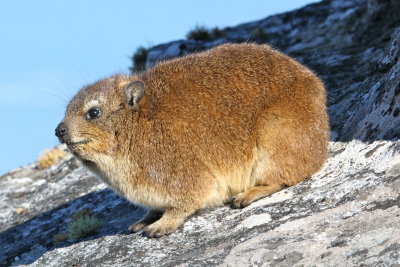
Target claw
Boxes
[231,194,250,209]
[144,227,170,238]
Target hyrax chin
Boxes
[56,43,329,238]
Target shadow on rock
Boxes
[0,189,146,267]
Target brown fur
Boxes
[57,43,329,237]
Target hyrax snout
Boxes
[57,43,329,237]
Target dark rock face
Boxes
[284,0,400,142]
[1,0,399,266]
[143,0,400,143]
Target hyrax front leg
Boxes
[232,184,284,209]
[129,210,163,233]
[145,207,195,238]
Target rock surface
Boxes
[1,0,399,266]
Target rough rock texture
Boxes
[1,0,399,266]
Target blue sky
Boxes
[0,0,318,175]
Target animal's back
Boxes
[136,43,329,207]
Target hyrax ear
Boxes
[124,80,145,108]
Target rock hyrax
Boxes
[56,43,329,237]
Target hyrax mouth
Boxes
[66,139,91,146]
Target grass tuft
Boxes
[130,46,148,73]
[38,147,66,169]
[249,27,269,42]
[186,25,225,41]
[53,233,69,245]
[67,209,102,241]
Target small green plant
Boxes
[186,26,225,41]
[67,208,102,241]
[130,46,148,73]
[211,27,225,39]
[249,27,269,42]
[187,25,212,41]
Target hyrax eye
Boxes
[85,107,102,120]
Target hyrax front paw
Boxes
[231,194,251,209]
[144,221,178,238]
[142,208,191,238]
[129,210,163,233]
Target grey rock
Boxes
[1,0,399,266]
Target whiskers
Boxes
[37,75,77,112]
[76,130,102,141]
[38,59,99,112]
[42,90,70,111]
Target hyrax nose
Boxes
[55,122,68,138]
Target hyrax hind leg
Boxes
[232,184,284,208]
[232,103,328,209]
[129,210,163,232]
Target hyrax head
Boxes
[55,75,144,161]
